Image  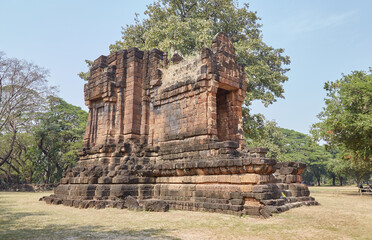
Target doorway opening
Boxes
[216,88,231,141]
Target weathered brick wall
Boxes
[82,48,165,152]
[271,161,316,210]
[82,32,246,156]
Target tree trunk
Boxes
[316,177,321,186]
[356,177,361,187]
[27,169,33,184]
[45,164,51,184]
[0,130,17,168]
[339,176,344,186]
[0,168,11,184]
[6,164,12,184]
[332,175,336,186]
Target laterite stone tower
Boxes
[43,33,317,217]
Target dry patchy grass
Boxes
[1,186,372,240]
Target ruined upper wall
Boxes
[83,48,165,151]
[82,32,247,157]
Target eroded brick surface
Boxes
[42,32,316,217]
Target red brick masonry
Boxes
[42,33,317,217]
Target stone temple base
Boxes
[42,146,317,218]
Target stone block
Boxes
[143,199,169,212]
[125,196,139,210]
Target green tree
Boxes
[29,96,88,184]
[304,143,330,186]
[338,148,372,186]
[280,128,310,162]
[312,69,372,163]
[246,119,285,161]
[246,122,332,185]
[0,52,49,169]
[279,128,331,185]
[95,0,290,138]
[325,150,339,186]
[326,156,348,186]
[0,132,35,184]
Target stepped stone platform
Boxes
[42,32,317,217]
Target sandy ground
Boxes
[1,186,371,240]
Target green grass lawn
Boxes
[1,186,372,239]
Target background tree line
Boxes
[0,53,88,185]
[247,119,372,186]
[1,0,371,187]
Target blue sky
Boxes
[249,0,372,134]
[1,0,371,134]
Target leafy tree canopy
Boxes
[0,52,50,169]
[312,69,372,162]
[247,121,332,185]
[277,128,331,185]
[246,120,284,161]
[28,96,88,184]
[106,0,290,138]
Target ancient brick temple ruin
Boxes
[42,33,317,217]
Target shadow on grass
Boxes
[345,192,372,196]
[0,198,179,240]
[0,196,48,226]
[0,225,179,240]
